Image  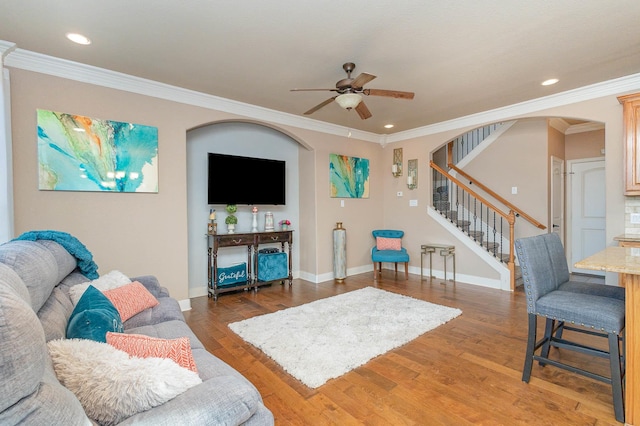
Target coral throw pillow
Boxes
[376,237,402,251]
[103,281,159,322]
[106,332,198,373]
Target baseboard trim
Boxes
[186,264,504,299]
[178,298,192,312]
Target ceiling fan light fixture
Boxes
[335,93,362,110]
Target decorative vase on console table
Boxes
[251,206,258,232]
[279,219,291,231]
[264,212,274,232]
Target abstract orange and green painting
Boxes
[37,109,158,192]
[329,153,369,198]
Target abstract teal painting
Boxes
[329,153,369,198]
[37,109,158,193]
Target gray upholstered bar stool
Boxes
[515,233,625,423]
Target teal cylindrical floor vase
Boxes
[333,222,347,282]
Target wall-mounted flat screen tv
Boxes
[208,153,286,205]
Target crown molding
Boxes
[384,72,640,143]
[565,121,605,135]
[3,47,380,143]
[0,41,16,60]
[3,44,639,144]
[549,117,605,135]
[548,118,571,134]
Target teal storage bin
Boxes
[257,252,288,282]
[216,262,247,287]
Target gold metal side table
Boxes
[420,244,456,282]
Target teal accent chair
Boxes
[371,230,410,281]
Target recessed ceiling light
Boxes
[541,78,559,86]
[66,33,91,45]
[384,124,394,129]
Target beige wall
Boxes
[9,68,385,301]
[464,118,549,239]
[8,66,632,297]
[565,129,605,160]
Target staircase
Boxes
[430,125,544,290]
[433,183,509,263]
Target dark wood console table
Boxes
[207,230,293,300]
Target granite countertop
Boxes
[613,233,640,242]
[574,246,640,275]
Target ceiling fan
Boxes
[290,62,415,120]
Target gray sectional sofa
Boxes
[0,236,274,425]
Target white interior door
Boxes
[551,156,564,245]
[569,159,606,276]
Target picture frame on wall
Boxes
[329,153,370,198]
[37,109,158,193]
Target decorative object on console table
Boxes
[333,222,347,282]
[208,209,217,234]
[279,220,290,231]
[225,204,238,234]
[251,206,258,232]
[264,212,274,231]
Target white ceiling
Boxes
[1,0,640,134]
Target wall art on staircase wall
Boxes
[37,109,158,193]
[329,153,369,198]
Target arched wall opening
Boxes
[186,120,308,298]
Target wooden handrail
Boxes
[446,141,546,230]
[430,161,514,225]
[431,160,517,290]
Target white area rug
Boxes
[228,286,462,388]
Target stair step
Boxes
[455,220,471,229]
[467,230,484,241]
[443,210,458,220]
[434,201,450,211]
[482,241,500,251]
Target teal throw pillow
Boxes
[66,285,124,342]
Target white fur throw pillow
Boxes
[47,338,202,425]
[69,270,131,305]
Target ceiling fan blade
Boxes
[365,89,415,99]
[291,88,337,92]
[304,97,337,115]
[355,101,372,120]
[350,72,376,89]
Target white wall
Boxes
[186,121,300,298]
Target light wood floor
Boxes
[183,272,621,425]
